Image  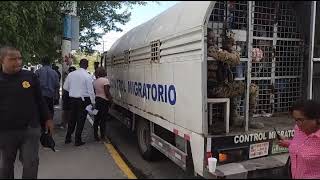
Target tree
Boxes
[76,1,149,53]
[0,1,151,63]
[0,1,62,64]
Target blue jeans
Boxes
[0,127,40,179]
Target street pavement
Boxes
[105,117,197,179]
[14,105,127,179]
[12,103,285,179]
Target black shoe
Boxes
[58,123,67,129]
[65,139,72,144]
[101,137,110,144]
[75,141,86,146]
[94,137,101,142]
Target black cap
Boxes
[40,132,56,152]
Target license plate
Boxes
[249,142,269,159]
[271,142,288,154]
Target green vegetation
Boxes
[0,1,62,64]
[73,51,100,73]
[0,1,150,64]
[77,1,149,54]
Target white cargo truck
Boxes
[101,1,320,178]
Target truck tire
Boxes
[136,119,158,161]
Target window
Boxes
[151,40,161,63]
[124,50,130,64]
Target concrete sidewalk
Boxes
[14,106,127,179]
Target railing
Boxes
[207,98,230,134]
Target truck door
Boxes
[250,1,305,116]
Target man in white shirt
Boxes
[63,59,95,146]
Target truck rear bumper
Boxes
[204,153,289,179]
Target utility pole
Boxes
[61,1,77,82]
[102,40,107,53]
[61,1,77,126]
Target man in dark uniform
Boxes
[0,46,54,179]
[207,30,264,129]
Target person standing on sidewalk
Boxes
[63,59,95,146]
[52,64,61,105]
[91,61,100,80]
[35,56,60,120]
[0,46,54,179]
[93,67,113,141]
[58,66,76,129]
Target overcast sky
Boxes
[93,1,179,52]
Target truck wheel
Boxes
[137,119,157,161]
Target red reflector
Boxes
[173,129,179,135]
[184,134,190,141]
[205,152,213,165]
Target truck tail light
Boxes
[219,153,228,163]
[217,148,247,164]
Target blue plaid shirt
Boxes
[35,65,59,98]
